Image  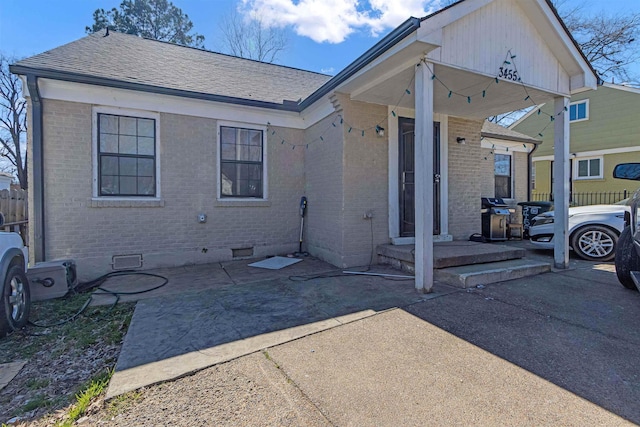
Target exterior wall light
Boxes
[376,125,385,137]
[456,137,466,144]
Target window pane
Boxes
[119,135,137,154]
[119,157,137,176]
[119,117,137,135]
[220,127,236,145]
[578,160,588,176]
[138,119,154,137]
[138,137,155,155]
[494,154,511,176]
[100,114,118,134]
[578,102,586,119]
[138,158,154,177]
[138,177,155,195]
[100,133,118,153]
[101,156,118,175]
[239,129,250,146]
[120,176,137,194]
[589,158,600,176]
[495,176,511,199]
[221,143,236,160]
[249,147,262,162]
[570,105,577,121]
[240,144,251,161]
[101,175,119,195]
[249,130,262,146]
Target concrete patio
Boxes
[96,240,640,425]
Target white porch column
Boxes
[415,61,434,293]
[553,96,570,269]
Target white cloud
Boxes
[240,0,443,44]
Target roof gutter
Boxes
[299,17,421,110]
[26,74,45,262]
[10,65,302,112]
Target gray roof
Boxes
[482,121,540,144]
[13,30,331,108]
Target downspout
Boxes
[26,74,45,262]
[527,143,539,201]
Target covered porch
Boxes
[330,0,597,292]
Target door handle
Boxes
[434,174,441,183]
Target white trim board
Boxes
[38,78,334,130]
[533,145,640,161]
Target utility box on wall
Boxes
[27,260,77,301]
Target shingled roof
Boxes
[12,30,331,109]
[482,120,540,145]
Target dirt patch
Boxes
[0,293,134,425]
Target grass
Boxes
[106,390,143,418]
[0,292,134,363]
[0,292,135,422]
[56,369,113,427]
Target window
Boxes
[219,125,264,198]
[97,113,156,197]
[569,100,589,122]
[494,153,512,199]
[575,157,602,179]
[531,162,536,190]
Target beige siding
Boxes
[303,111,345,266]
[447,117,483,239]
[513,151,529,201]
[341,99,390,267]
[40,99,304,278]
[479,147,495,198]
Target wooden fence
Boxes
[0,189,28,244]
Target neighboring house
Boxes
[512,83,640,202]
[0,173,13,191]
[11,0,595,291]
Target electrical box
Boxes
[27,260,77,301]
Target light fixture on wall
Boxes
[456,137,466,144]
[375,125,385,137]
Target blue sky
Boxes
[0,0,638,77]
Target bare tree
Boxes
[553,1,640,83]
[0,55,27,190]
[218,9,288,63]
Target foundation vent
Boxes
[232,247,254,258]
[112,254,143,270]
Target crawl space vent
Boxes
[232,247,254,258]
[112,254,143,270]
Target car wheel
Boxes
[615,226,640,290]
[570,225,618,261]
[0,265,31,337]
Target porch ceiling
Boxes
[347,63,559,120]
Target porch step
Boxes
[434,258,551,289]
[377,241,525,273]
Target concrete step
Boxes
[434,258,551,289]
[377,242,526,273]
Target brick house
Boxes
[11,0,596,291]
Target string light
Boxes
[269,48,568,149]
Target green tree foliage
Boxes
[86,0,204,48]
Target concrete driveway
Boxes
[105,245,640,425]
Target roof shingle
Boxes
[14,30,331,106]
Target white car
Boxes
[0,231,30,337]
[529,204,628,261]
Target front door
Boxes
[399,118,440,237]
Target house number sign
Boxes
[498,66,520,82]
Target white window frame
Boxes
[569,99,589,123]
[574,156,603,180]
[92,106,161,200]
[216,121,268,201]
[494,150,513,199]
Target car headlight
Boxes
[532,215,554,226]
